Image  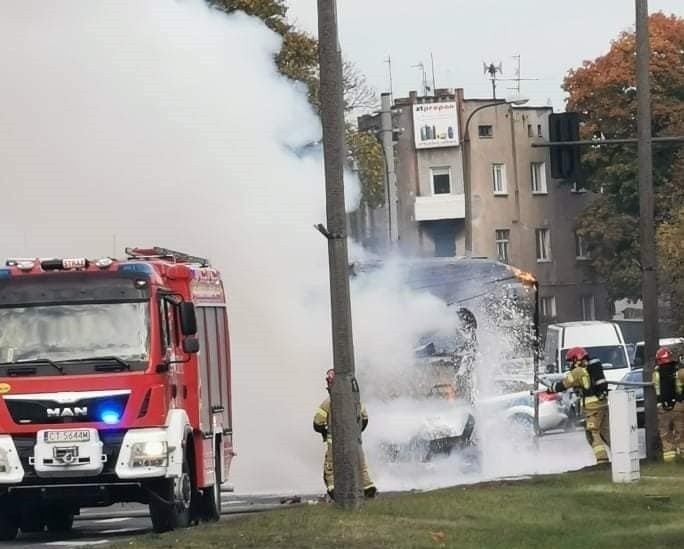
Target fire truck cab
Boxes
[0,247,233,539]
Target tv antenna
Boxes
[385,55,394,99]
[505,54,539,96]
[412,61,431,96]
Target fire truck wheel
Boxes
[149,450,193,533]
[45,508,74,533]
[199,444,222,522]
[0,500,18,541]
[20,514,45,534]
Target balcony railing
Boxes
[414,193,465,221]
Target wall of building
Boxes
[356,90,610,324]
[461,100,609,323]
[392,91,467,257]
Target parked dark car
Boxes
[617,368,644,428]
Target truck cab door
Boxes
[159,298,185,409]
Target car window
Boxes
[633,345,644,368]
[627,370,642,383]
[618,369,643,390]
[544,327,559,367]
[584,346,629,370]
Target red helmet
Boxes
[325,369,335,386]
[655,347,674,365]
[565,347,589,362]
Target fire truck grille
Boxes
[12,430,127,482]
[5,394,129,425]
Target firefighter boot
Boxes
[585,406,610,464]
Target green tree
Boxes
[209,0,382,207]
[564,13,684,301]
[346,127,385,208]
[657,150,684,333]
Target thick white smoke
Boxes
[0,1,591,496]
[0,0,342,494]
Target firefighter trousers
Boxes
[658,401,684,462]
[584,403,610,464]
[323,439,374,493]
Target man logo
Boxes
[47,407,88,418]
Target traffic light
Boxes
[549,112,581,180]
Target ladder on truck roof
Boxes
[125,247,210,267]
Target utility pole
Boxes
[380,92,399,245]
[635,0,659,461]
[385,55,394,100]
[430,52,437,93]
[316,0,362,508]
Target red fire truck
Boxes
[0,247,233,539]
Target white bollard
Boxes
[608,390,640,483]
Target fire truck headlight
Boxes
[0,448,9,473]
[129,441,168,468]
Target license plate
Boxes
[44,430,90,443]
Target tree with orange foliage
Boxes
[563,13,684,302]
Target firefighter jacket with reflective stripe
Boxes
[654,363,683,408]
[313,397,368,442]
[558,359,608,404]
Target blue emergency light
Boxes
[100,410,121,425]
[118,263,155,274]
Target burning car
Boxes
[372,391,477,464]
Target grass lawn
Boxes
[110,463,684,549]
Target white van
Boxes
[543,321,631,382]
[631,337,684,368]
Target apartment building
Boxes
[356,89,609,325]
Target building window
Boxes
[541,296,557,319]
[531,162,547,194]
[537,124,543,138]
[430,167,451,195]
[495,229,510,263]
[581,295,596,320]
[491,163,507,194]
[478,125,493,138]
[535,228,551,262]
[575,233,590,259]
[527,124,533,137]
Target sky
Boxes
[286,0,684,111]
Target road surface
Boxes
[4,429,646,548]
[0,492,315,549]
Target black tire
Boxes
[149,449,193,533]
[199,442,222,522]
[20,517,45,534]
[44,509,74,533]
[19,500,44,534]
[0,496,18,541]
[0,512,18,542]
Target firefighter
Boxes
[313,369,377,501]
[547,347,611,464]
[653,347,684,463]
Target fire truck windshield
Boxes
[0,302,149,371]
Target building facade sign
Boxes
[413,102,459,149]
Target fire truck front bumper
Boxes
[0,428,177,489]
[0,435,25,484]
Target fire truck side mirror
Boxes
[182,336,200,354]
[179,302,198,336]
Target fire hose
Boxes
[531,379,653,396]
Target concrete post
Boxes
[316,0,362,508]
[380,93,399,246]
